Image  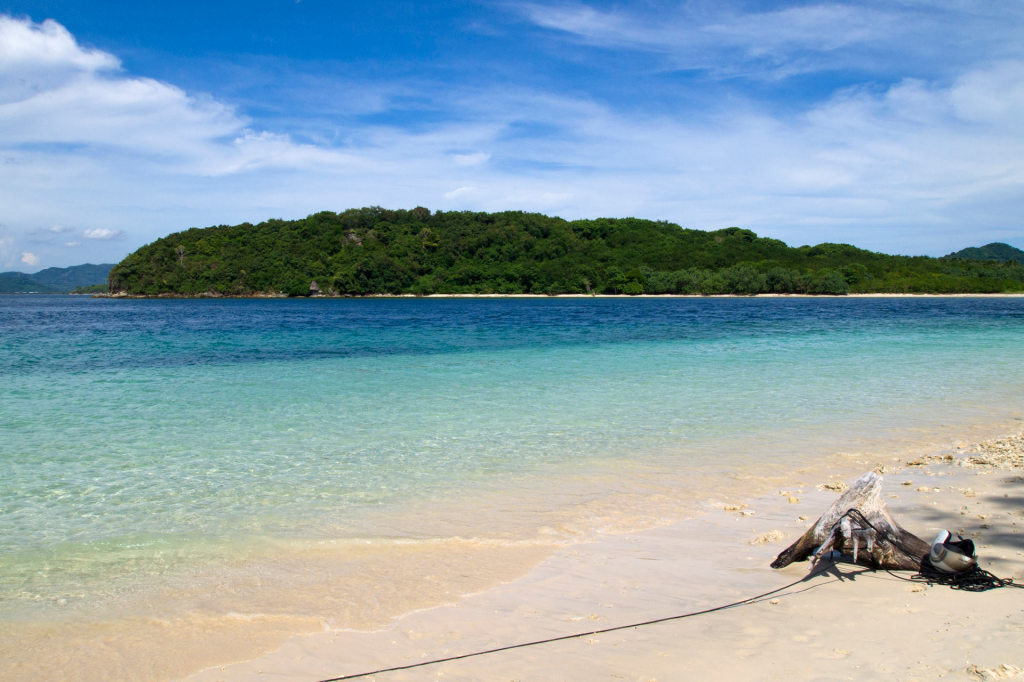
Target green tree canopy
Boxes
[107,208,1024,296]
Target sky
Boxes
[1,1,1023,269]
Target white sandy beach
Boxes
[184,432,1024,682]
[3,428,1021,682]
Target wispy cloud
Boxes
[82,228,123,240]
[514,1,1024,80]
[516,2,896,74]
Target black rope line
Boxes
[900,561,1021,592]
[321,510,1020,681]
[827,508,885,537]
[318,574,817,682]
[825,508,1020,592]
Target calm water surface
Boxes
[2,295,1023,626]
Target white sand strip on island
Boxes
[188,433,1024,682]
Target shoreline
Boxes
[186,427,1024,682]
[91,291,1024,299]
[2,424,1021,680]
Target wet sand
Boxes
[187,432,1024,682]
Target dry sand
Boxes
[187,432,1024,682]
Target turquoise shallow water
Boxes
[2,295,1024,625]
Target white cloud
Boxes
[83,228,123,240]
[21,251,38,266]
[0,15,349,174]
[950,61,1024,124]
[0,16,117,71]
[0,64,240,160]
[207,129,361,175]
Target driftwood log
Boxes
[772,472,930,571]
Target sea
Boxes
[2,294,1023,678]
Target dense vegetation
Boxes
[107,208,1024,296]
[947,242,1024,265]
[71,283,110,294]
[0,263,113,293]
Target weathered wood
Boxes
[771,472,930,571]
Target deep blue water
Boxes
[3,295,1022,374]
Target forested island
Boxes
[107,207,1024,296]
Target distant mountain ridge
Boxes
[946,242,1024,265]
[0,272,57,293]
[0,263,114,293]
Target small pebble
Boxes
[750,530,785,545]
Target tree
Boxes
[105,208,1024,296]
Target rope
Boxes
[318,575,813,682]
[825,508,1020,592]
[322,510,1020,681]
[909,558,1021,592]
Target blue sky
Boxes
[1,1,1023,269]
